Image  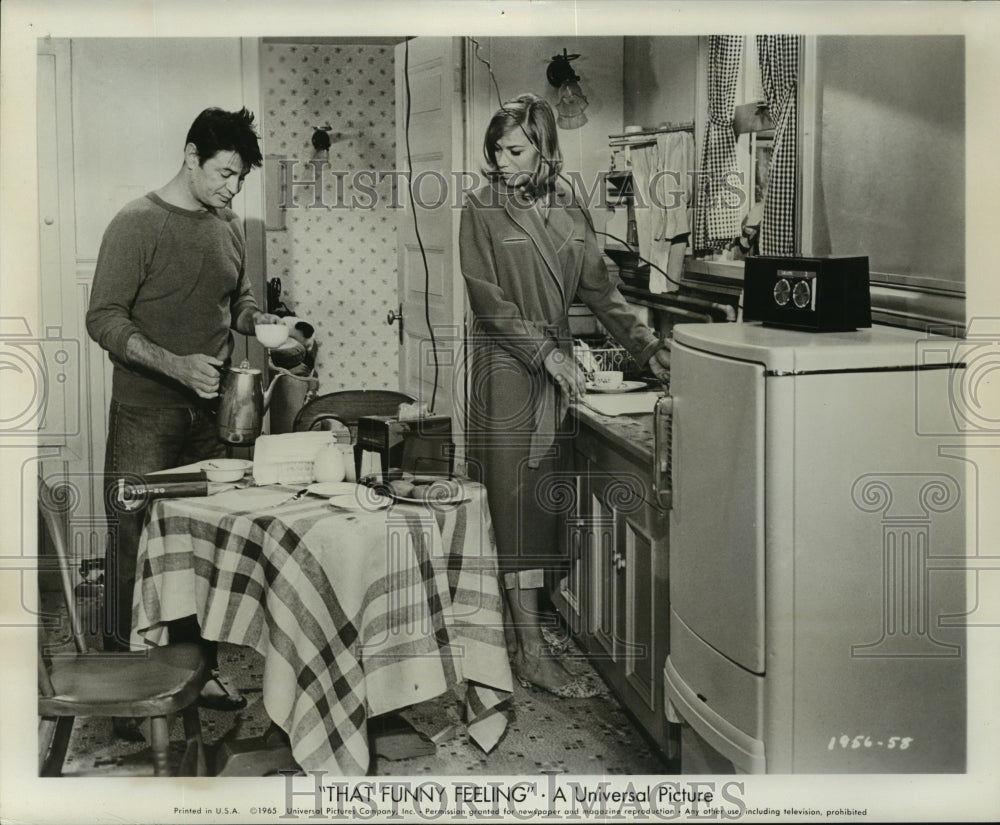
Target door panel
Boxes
[670,341,766,673]
[394,38,466,428]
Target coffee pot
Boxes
[217,360,282,445]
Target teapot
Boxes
[217,360,283,445]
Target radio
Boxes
[742,255,871,332]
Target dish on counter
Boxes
[584,380,648,394]
[200,458,253,482]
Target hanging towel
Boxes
[656,132,696,292]
[655,131,696,242]
[638,131,695,293]
[631,145,655,264]
[629,145,664,292]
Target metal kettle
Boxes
[217,360,281,445]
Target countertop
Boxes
[571,402,656,465]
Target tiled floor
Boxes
[41,591,674,778]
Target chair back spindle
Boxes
[38,475,89,655]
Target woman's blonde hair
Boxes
[482,93,563,197]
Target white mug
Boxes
[593,370,623,388]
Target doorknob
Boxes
[387,305,403,344]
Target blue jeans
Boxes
[102,399,225,654]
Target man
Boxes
[86,107,282,739]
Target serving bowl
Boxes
[201,458,253,482]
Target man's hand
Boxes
[648,345,671,383]
[165,352,224,399]
[251,311,284,327]
[124,332,223,399]
[235,308,284,334]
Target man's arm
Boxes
[123,332,224,399]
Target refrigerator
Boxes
[662,322,966,773]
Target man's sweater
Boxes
[86,193,259,407]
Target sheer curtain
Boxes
[694,36,743,253]
[757,35,799,255]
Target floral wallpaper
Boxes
[261,43,398,392]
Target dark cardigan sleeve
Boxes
[459,200,559,371]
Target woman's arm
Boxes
[573,204,663,366]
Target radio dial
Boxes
[792,279,812,309]
[773,278,791,307]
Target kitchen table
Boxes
[130,481,513,775]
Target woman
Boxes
[460,94,671,697]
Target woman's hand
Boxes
[648,345,671,383]
[543,348,587,400]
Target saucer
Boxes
[585,380,647,394]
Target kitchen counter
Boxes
[570,403,656,465]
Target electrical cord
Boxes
[403,38,439,414]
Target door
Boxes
[670,341,766,674]
[394,38,467,438]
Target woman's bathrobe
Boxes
[459,182,663,574]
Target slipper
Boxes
[514,672,603,700]
[540,627,572,657]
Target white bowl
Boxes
[202,458,252,482]
[255,323,289,349]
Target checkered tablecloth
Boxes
[131,482,513,775]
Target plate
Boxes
[327,492,391,511]
[307,481,360,497]
[391,491,470,506]
[360,474,469,506]
[304,481,391,510]
[585,380,648,394]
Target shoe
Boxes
[197,672,248,712]
[112,716,145,742]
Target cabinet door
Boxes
[588,470,619,663]
[555,451,589,636]
[620,499,668,713]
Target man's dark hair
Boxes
[186,107,263,170]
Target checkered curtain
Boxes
[694,36,743,252]
[757,35,799,255]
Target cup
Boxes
[255,323,289,349]
[592,370,624,389]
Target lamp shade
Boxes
[556,80,589,129]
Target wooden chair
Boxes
[37,475,209,777]
[292,390,416,440]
